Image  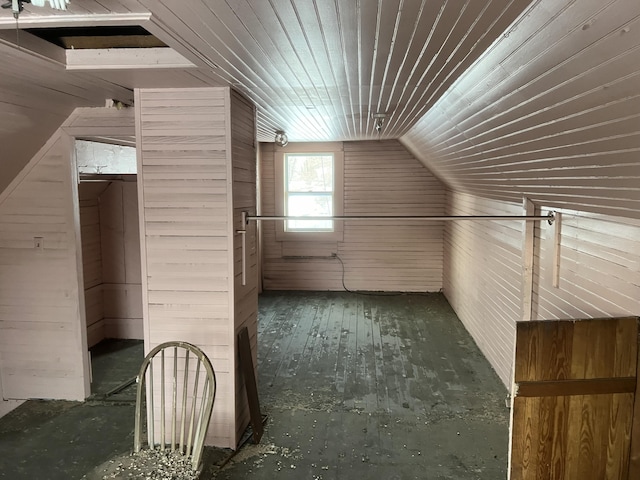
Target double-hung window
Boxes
[275,142,344,242]
[285,153,334,232]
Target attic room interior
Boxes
[0,0,639,479]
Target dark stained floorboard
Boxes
[0,292,509,479]
[216,291,510,479]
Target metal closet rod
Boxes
[244,212,555,224]
[235,211,554,286]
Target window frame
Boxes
[274,142,344,242]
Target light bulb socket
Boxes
[275,130,288,147]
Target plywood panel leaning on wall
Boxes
[509,317,639,479]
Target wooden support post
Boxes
[521,198,535,321]
[552,212,562,288]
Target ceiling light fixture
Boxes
[372,112,386,132]
[274,130,288,147]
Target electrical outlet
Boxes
[34,236,44,250]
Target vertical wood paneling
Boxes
[78,182,107,347]
[260,140,445,292]
[0,133,87,400]
[100,181,143,340]
[77,180,143,346]
[137,87,257,449]
[402,0,640,221]
[230,90,258,445]
[510,318,637,479]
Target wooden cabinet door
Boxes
[509,317,639,479]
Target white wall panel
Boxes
[444,191,640,390]
[261,140,445,292]
[137,87,234,448]
[402,0,640,220]
[100,181,143,340]
[0,133,88,400]
[230,89,258,446]
[443,191,525,387]
[78,182,106,347]
[137,87,257,449]
[534,209,640,321]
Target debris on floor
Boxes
[85,449,199,480]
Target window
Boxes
[284,153,334,232]
[275,142,344,242]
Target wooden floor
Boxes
[257,291,506,415]
[0,292,510,479]
[217,291,510,479]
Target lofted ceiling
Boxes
[0,0,637,219]
[0,0,534,190]
[403,0,640,219]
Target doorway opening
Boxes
[75,140,143,398]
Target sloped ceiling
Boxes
[0,0,637,219]
[0,0,532,193]
[136,0,530,142]
[400,0,640,219]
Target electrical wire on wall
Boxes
[332,253,405,297]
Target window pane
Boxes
[286,154,333,192]
[286,194,333,231]
[287,219,333,230]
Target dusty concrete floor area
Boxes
[0,292,509,479]
[213,291,509,479]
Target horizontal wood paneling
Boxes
[443,191,525,387]
[444,191,640,390]
[402,0,640,221]
[0,42,134,196]
[0,132,87,400]
[230,90,259,445]
[261,140,445,292]
[533,209,640,321]
[137,87,235,448]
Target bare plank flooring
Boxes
[217,291,509,479]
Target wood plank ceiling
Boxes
[402,0,640,219]
[0,0,533,152]
[3,0,636,218]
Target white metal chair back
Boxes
[134,341,216,471]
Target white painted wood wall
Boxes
[443,191,525,386]
[79,182,108,347]
[79,180,143,347]
[136,87,257,449]
[402,0,640,222]
[534,209,640,321]
[260,140,445,292]
[230,90,259,446]
[444,191,640,389]
[0,107,135,415]
[100,182,143,341]
[0,132,89,401]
